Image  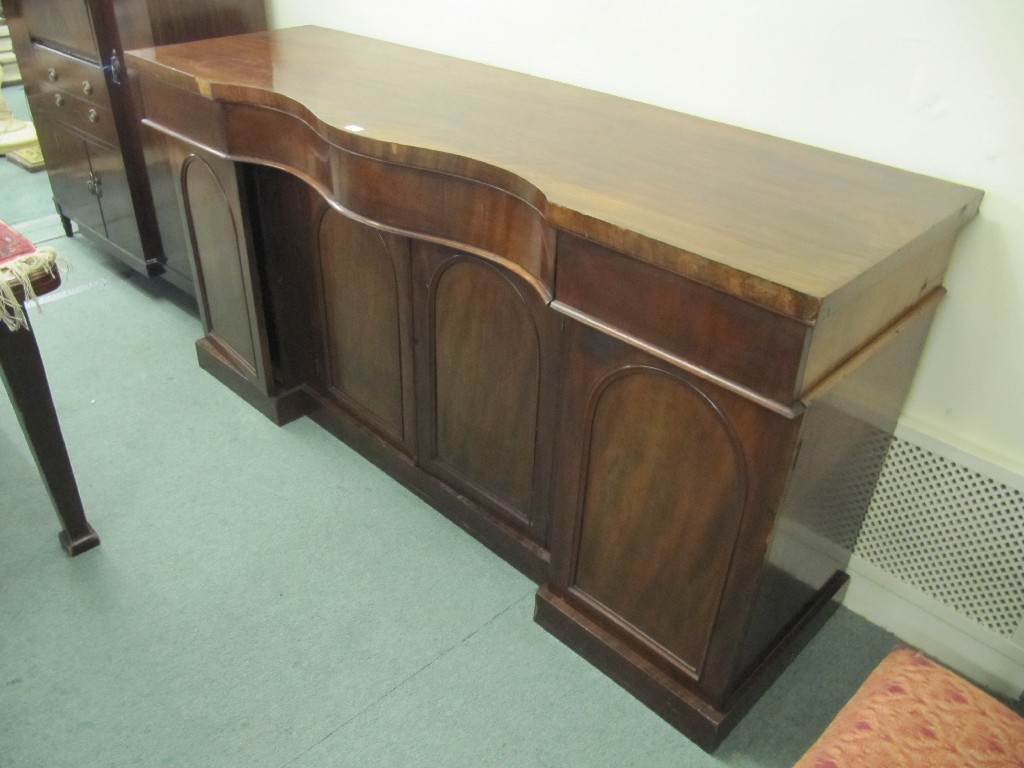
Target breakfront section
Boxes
[125,27,983,751]
[3,0,265,287]
[535,229,957,747]
[153,142,558,576]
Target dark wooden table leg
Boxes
[0,316,100,556]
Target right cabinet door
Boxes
[412,244,559,548]
[549,319,799,697]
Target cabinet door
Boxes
[35,114,105,239]
[316,208,415,455]
[88,139,144,258]
[548,320,799,695]
[179,150,272,393]
[413,244,558,545]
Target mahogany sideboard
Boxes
[4,0,264,288]
[125,26,982,749]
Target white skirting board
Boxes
[842,548,1024,700]
[773,419,1024,701]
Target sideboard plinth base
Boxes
[196,339,309,426]
[534,574,847,751]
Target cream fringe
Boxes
[1,248,59,331]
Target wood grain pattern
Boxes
[16,0,99,60]
[574,367,747,675]
[181,155,257,375]
[319,210,408,447]
[126,25,982,320]
[431,258,540,518]
[414,246,557,541]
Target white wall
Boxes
[266,0,1024,477]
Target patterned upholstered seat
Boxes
[793,647,1024,767]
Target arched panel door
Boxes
[414,245,558,545]
[181,153,267,390]
[572,367,748,676]
[317,209,413,453]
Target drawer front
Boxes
[555,232,810,406]
[32,44,112,113]
[40,85,118,147]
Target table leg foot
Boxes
[59,526,101,557]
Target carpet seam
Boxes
[276,589,534,768]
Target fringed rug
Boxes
[0,218,58,331]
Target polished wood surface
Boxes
[126,26,982,750]
[128,25,981,321]
[4,0,265,285]
[320,211,410,450]
[17,0,99,60]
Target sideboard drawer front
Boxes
[220,103,556,297]
[555,233,809,404]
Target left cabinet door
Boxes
[177,148,272,395]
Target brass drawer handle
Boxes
[88,109,99,123]
[54,93,65,107]
[83,80,93,96]
[47,67,58,82]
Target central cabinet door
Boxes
[317,209,415,455]
[412,244,559,546]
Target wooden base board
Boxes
[535,573,848,751]
[193,344,550,582]
[195,339,309,426]
[307,395,551,584]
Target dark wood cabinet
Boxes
[126,27,983,750]
[3,0,265,288]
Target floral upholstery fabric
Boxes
[793,647,1024,768]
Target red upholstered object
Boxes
[793,648,1024,767]
[0,219,38,264]
[0,220,60,329]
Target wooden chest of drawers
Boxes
[4,0,265,288]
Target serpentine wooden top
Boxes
[126,25,982,320]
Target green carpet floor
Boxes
[1,82,902,767]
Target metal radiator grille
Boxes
[856,438,1024,638]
